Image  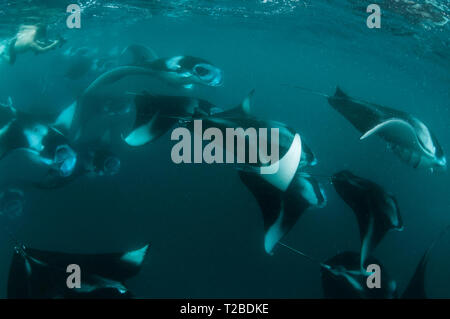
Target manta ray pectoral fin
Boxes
[83,66,155,97]
[123,121,156,147]
[21,243,151,284]
[238,170,283,254]
[119,244,150,267]
[216,89,255,118]
[259,133,302,192]
[239,166,311,255]
[360,119,419,147]
[8,247,134,299]
[53,101,77,133]
[124,112,178,147]
[267,174,328,255]
[360,214,375,271]
[264,207,286,254]
[239,89,255,115]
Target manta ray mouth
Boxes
[54,145,77,177]
[193,63,223,87]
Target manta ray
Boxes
[124,89,305,190]
[240,170,326,254]
[0,100,78,178]
[321,251,398,299]
[123,92,218,147]
[290,85,446,171]
[321,226,450,299]
[123,90,326,253]
[64,44,224,142]
[182,92,326,253]
[7,243,150,299]
[331,170,403,270]
[81,44,223,99]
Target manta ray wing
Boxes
[25,244,150,282]
[239,170,325,255]
[360,118,424,153]
[238,170,284,254]
[124,111,179,146]
[7,249,132,299]
[123,94,192,147]
[332,171,403,269]
[52,101,77,134]
[259,133,302,192]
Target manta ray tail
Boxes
[402,225,450,299]
[284,84,331,99]
[296,172,332,181]
[287,84,368,104]
[278,242,324,266]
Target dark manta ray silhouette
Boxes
[119,44,223,89]
[65,44,223,141]
[0,99,81,186]
[0,117,77,178]
[321,251,398,299]
[320,226,450,299]
[123,92,219,147]
[190,91,325,253]
[123,90,325,253]
[240,170,326,254]
[83,44,223,96]
[125,89,308,190]
[7,243,150,299]
[331,170,403,270]
[290,85,446,171]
